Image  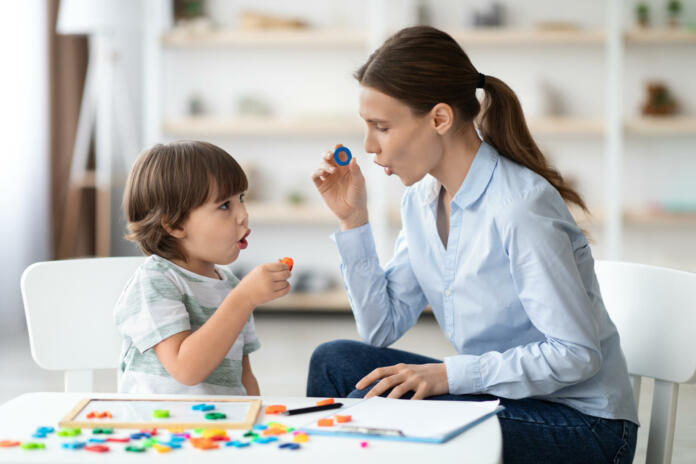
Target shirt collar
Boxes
[420,141,499,208]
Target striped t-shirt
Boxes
[114,255,260,395]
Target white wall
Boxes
[0,1,49,335]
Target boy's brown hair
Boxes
[123,140,248,262]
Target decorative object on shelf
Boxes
[174,0,205,21]
[415,0,432,26]
[635,2,650,28]
[239,162,262,202]
[188,94,205,116]
[172,0,215,36]
[237,95,273,117]
[539,80,566,117]
[286,190,306,206]
[472,2,505,27]
[292,270,335,294]
[239,11,309,30]
[667,0,683,28]
[641,81,679,116]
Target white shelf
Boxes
[625,117,696,135]
[447,27,605,45]
[163,115,363,137]
[162,28,368,48]
[247,202,336,226]
[625,28,696,44]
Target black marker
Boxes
[280,402,343,416]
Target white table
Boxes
[0,393,502,463]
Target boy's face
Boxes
[175,191,250,268]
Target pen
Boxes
[280,402,343,416]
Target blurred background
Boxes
[1,1,695,461]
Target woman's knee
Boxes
[309,339,367,369]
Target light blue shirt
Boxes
[332,141,638,423]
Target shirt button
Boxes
[444,289,451,297]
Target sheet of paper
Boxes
[305,397,500,439]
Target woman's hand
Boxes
[356,363,450,400]
[311,144,368,230]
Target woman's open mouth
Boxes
[238,229,251,250]
[374,160,392,176]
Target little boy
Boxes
[114,140,291,394]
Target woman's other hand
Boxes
[311,144,368,231]
[355,362,450,400]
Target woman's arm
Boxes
[335,224,429,347]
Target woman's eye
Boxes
[376,126,388,133]
[219,201,230,210]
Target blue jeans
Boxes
[307,340,637,464]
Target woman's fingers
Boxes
[365,373,405,398]
[356,365,400,390]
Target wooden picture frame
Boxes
[59,397,261,430]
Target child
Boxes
[114,140,291,394]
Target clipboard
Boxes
[300,397,504,444]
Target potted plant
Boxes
[667,0,682,28]
[636,2,650,28]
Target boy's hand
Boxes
[236,261,291,307]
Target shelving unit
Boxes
[142,0,696,311]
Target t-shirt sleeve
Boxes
[114,268,191,354]
[242,314,261,355]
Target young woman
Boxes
[308,26,638,463]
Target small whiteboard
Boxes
[59,397,261,430]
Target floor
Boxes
[2,311,695,463]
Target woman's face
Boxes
[359,86,444,186]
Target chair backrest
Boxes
[595,260,696,464]
[21,257,144,392]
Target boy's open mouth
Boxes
[238,229,251,250]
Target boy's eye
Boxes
[219,201,230,210]
[239,193,245,203]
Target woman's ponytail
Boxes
[477,76,588,213]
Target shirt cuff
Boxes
[444,354,484,395]
[331,223,378,266]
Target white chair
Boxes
[595,260,696,464]
[20,257,144,392]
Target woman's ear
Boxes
[430,103,454,135]
[161,217,186,239]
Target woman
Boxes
[308,26,638,463]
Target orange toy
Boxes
[264,405,287,415]
[317,418,334,427]
[279,257,294,271]
[335,414,352,423]
[316,398,334,406]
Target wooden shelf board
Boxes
[162,28,368,48]
[163,116,364,137]
[528,117,605,135]
[625,117,696,135]
[246,202,336,225]
[625,28,696,44]
[448,28,605,45]
[257,289,350,311]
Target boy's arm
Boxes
[154,262,289,386]
[153,287,254,386]
[241,354,260,396]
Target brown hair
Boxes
[354,26,588,213]
[123,140,248,261]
